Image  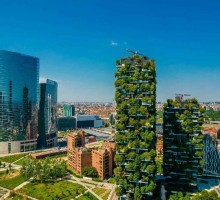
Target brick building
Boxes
[92,146,114,179]
[67,130,85,149]
[67,131,115,179]
[68,147,92,175]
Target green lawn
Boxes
[18,180,86,200]
[13,158,25,166]
[77,192,98,200]
[0,171,27,189]
[6,194,31,200]
[92,188,111,200]
[0,153,28,163]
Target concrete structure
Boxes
[31,149,66,159]
[38,79,58,148]
[0,50,39,153]
[75,115,104,128]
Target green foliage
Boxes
[192,190,220,200]
[205,110,220,121]
[82,166,98,178]
[21,157,67,181]
[18,180,86,200]
[0,153,28,163]
[92,187,111,200]
[156,161,163,174]
[169,192,190,200]
[77,192,98,200]
[0,172,27,189]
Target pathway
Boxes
[68,176,103,200]
[3,177,34,199]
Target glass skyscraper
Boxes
[38,79,58,148]
[0,50,39,153]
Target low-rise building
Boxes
[67,131,115,179]
[68,147,92,175]
[67,130,85,149]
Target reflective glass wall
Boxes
[0,50,39,141]
[38,79,57,147]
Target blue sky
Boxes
[0,0,220,102]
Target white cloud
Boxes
[110,41,118,46]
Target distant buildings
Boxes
[0,50,39,153]
[163,97,205,194]
[67,130,115,180]
[114,53,157,198]
[38,79,58,148]
[58,114,104,131]
[63,105,75,117]
[57,117,76,131]
[76,114,103,128]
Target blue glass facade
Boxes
[0,50,39,142]
[38,79,58,148]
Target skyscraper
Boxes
[163,97,204,194]
[63,105,75,117]
[0,50,39,153]
[114,52,157,199]
[38,79,58,148]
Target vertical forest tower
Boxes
[114,52,157,199]
[163,97,205,194]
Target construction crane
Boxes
[175,93,191,101]
[126,49,144,56]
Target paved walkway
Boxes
[3,177,34,199]
[107,184,117,200]
[68,176,103,200]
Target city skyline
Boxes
[0,0,220,102]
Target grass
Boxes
[92,188,111,200]
[0,153,28,163]
[18,180,86,200]
[67,166,82,178]
[77,192,98,200]
[6,194,31,200]
[47,153,67,159]
[13,158,25,166]
[0,171,27,189]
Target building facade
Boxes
[76,114,103,128]
[163,98,205,194]
[203,133,220,175]
[57,117,76,131]
[0,50,39,153]
[67,130,85,149]
[68,147,92,175]
[38,79,58,148]
[114,53,157,199]
[67,131,115,180]
[92,147,114,180]
[63,105,75,117]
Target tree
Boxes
[82,166,98,178]
[21,157,67,181]
[192,190,220,200]
[169,192,190,200]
